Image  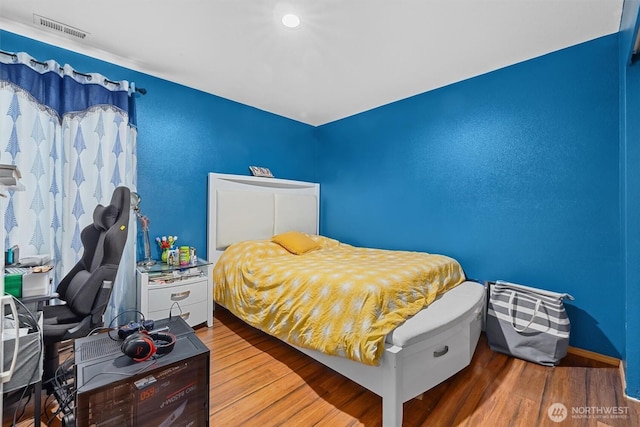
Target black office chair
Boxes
[41,186,131,382]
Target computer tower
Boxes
[73,317,209,427]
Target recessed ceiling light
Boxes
[282,14,300,28]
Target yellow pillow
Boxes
[271,231,321,255]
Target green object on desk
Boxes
[5,273,22,298]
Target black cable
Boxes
[17,312,38,332]
[45,313,145,422]
[35,309,155,424]
[169,301,183,320]
[88,326,115,336]
[47,391,75,426]
[53,354,73,390]
[47,326,114,422]
[49,350,76,417]
[107,309,146,341]
[46,352,75,422]
[43,393,58,425]
[46,391,71,423]
[11,390,31,425]
[44,358,161,426]
[44,358,77,426]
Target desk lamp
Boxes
[131,192,155,266]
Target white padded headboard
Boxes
[207,173,320,264]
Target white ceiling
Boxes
[0,0,624,126]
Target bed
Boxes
[207,172,485,426]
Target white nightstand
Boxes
[136,259,213,327]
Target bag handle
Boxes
[509,290,541,332]
[496,280,574,301]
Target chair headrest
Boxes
[93,204,119,231]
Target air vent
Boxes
[33,14,89,40]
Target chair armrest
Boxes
[19,293,59,305]
[66,316,93,338]
[20,293,59,311]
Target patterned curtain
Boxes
[0,51,137,323]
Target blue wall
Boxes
[318,35,623,359]
[0,30,318,261]
[3,25,639,398]
[619,0,640,400]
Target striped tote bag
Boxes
[486,280,574,366]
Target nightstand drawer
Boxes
[148,279,208,311]
[149,300,208,327]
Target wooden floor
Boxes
[5,307,640,426]
[202,307,640,427]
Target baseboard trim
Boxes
[626,393,640,403]
[567,346,620,366]
[619,359,627,393]
[567,347,640,402]
[617,361,640,403]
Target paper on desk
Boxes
[18,254,51,266]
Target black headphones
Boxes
[121,331,177,362]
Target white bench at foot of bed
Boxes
[292,281,485,426]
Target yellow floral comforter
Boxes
[213,235,465,365]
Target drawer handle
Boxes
[171,290,190,300]
[180,312,190,320]
[433,345,449,358]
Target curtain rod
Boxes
[0,50,17,59]
[71,70,147,95]
[0,50,147,95]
